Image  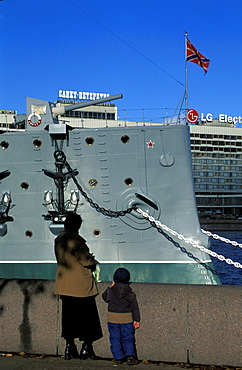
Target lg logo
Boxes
[187,109,199,123]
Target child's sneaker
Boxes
[127,356,138,365]
[112,358,123,365]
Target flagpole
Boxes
[185,31,189,125]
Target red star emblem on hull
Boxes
[146,140,155,148]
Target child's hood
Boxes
[111,283,132,299]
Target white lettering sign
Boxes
[201,113,213,122]
[200,112,242,125]
[218,114,242,124]
[58,90,110,100]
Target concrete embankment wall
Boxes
[0,279,241,367]
[200,219,242,232]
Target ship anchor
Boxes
[42,150,79,226]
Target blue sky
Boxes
[0,0,242,123]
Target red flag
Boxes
[186,38,210,73]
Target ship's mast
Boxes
[185,31,189,124]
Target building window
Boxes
[62,110,115,120]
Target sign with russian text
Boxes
[58,90,110,101]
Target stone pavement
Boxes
[0,354,204,370]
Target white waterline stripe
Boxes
[0,261,56,263]
[99,260,212,264]
[0,260,212,264]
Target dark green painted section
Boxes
[0,262,221,284]
[100,262,221,284]
[0,264,56,280]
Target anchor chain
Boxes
[136,208,242,270]
[54,150,135,218]
[202,229,242,249]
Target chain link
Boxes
[202,229,242,249]
[54,150,134,218]
[136,208,242,269]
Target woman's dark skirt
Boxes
[60,295,103,342]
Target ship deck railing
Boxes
[58,118,172,128]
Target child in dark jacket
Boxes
[102,268,140,365]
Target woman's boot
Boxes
[79,342,97,360]
[64,342,79,360]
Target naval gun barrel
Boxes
[52,94,123,117]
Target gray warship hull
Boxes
[0,96,220,284]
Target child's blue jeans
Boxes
[108,322,136,360]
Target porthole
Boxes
[89,179,98,187]
[121,135,130,144]
[1,141,9,149]
[85,137,94,145]
[21,182,29,190]
[25,230,33,238]
[124,177,133,186]
[93,229,101,237]
[33,139,42,148]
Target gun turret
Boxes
[52,94,123,118]
[24,93,123,132]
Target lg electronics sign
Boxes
[187,109,242,125]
